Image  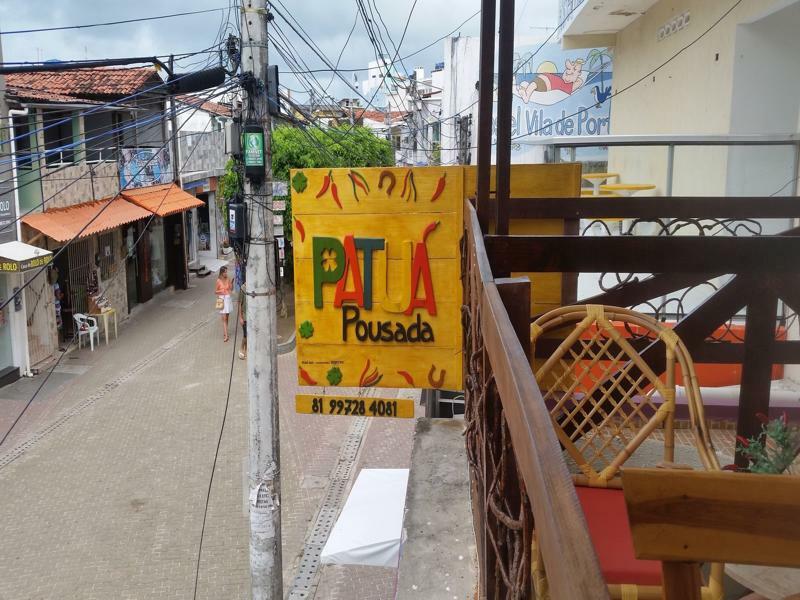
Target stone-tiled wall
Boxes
[93,229,128,318]
[41,162,120,210]
[180,130,227,175]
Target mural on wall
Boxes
[118,147,172,189]
[498,44,613,139]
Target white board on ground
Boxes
[320,468,409,568]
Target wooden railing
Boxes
[482,194,800,466]
[462,199,608,599]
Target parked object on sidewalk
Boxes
[73,313,100,352]
[89,307,118,347]
[320,468,409,568]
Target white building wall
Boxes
[441,36,482,165]
[607,0,797,197]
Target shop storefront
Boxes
[121,184,202,292]
[0,241,53,383]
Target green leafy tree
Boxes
[217,157,242,232]
[271,125,394,275]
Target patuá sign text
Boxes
[291,166,463,390]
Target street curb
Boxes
[277,331,296,355]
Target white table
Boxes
[89,307,118,346]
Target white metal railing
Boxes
[529,133,800,197]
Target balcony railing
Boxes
[463,198,608,599]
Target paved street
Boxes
[0,272,418,599]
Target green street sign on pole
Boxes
[243,125,265,177]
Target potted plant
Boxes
[724,413,800,474]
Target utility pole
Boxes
[240,1,282,599]
[168,55,189,289]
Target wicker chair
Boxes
[529,305,722,600]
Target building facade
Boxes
[174,94,233,265]
[3,67,201,370]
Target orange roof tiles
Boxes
[176,94,233,117]
[22,198,152,243]
[6,67,162,103]
[121,183,204,217]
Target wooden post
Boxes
[494,0,515,236]
[496,277,532,362]
[475,0,497,233]
[662,562,703,600]
[736,288,778,468]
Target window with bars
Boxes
[98,232,115,280]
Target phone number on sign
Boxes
[295,394,414,419]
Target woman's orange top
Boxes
[215,277,232,295]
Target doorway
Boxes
[165,213,188,290]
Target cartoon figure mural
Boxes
[516,58,586,105]
[500,44,612,141]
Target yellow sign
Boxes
[295,394,415,419]
[291,166,463,390]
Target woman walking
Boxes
[215,266,233,342]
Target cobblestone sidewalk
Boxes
[0,273,418,600]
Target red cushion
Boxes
[576,486,663,586]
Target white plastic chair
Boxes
[73,313,100,351]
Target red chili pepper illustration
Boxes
[400,169,411,198]
[428,365,445,389]
[330,182,342,209]
[348,173,360,202]
[359,359,372,387]
[378,170,396,195]
[350,170,370,193]
[397,370,415,386]
[316,170,332,198]
[431,173,446,202]
[299,367,317,386]
[294,217,305,242]
[422,220,439,243]
[364,373,383,387]
[408,172,417,202]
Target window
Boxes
[84,111,117,163]
[42,110,75,166]
[431,122,441,144]
[12,115,33,170]
[97,231,115,280]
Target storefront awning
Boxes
[22,198,152,243]
[0,241,53,273]
[121,183,204,217]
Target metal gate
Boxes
[25,270,57,367]
[67,238,91,316]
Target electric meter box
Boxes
[228,202,247,242]
[242,124,265,179]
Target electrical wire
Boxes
[191,312,239,600]
[0,84,233,235]
[0,79,240,314]
[0,93,226,449]
[276,9,480,75]
[437,0,745,153]
[0,7,228,36]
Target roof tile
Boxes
[6,67,162,104]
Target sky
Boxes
[0,0,559,102]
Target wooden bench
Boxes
[622,468,800,600]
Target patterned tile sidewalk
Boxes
[0,272,419,600]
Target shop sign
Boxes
[243,130,265,168]
[0,253,51,273]
[291,167,463,392]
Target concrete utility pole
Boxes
[240,1,282,598]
